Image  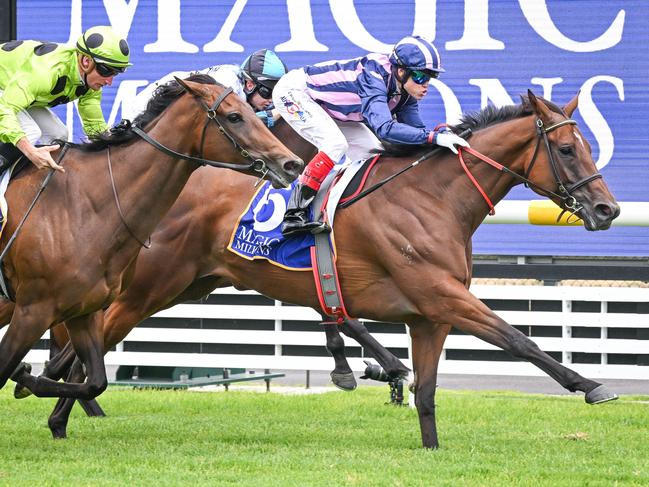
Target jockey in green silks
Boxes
[0,25,131,172]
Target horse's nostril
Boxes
[595,202,620,221]
[283,159,304,174]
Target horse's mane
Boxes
[67,73,218,152]
[380,95,565,158]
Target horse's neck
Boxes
[382,117,536,240]
[456,117,537,233]
[92,107,199,250]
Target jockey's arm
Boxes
[394,96,426,128]
[77,89,108,138]
[0,75,64,171]
[357,70,429,145]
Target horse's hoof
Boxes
[10,362,31,382]
[48,421,67,440]
[330,371,357,391]
[585,385,618,404]
[51,429,67,440]
[13,383,33,399]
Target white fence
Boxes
[15,283,649,381]
[485,200,649,226]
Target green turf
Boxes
[0,386,647,486]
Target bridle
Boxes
[108,84,276,248]
[523,118,602,213]
[457,117,602,218]
[131,86,270,179]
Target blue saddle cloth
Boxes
[227,181,316,270]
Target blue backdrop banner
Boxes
[15,0,649,256]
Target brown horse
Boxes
[18,91,621,448]
[0,75,302,405]
[14,115,409,438]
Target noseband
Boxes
[131,86,269,177]
[523,118,602,213]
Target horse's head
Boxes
[524,90,620,231]
[176,77,304,188]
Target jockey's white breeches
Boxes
[272,68,384,164]
[0,89,68,145]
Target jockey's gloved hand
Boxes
[256,108,283,128]
[432,130,470,154]
[255,109,276,128]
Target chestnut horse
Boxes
[0,75,302,406]
[16,91,621,448]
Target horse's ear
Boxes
[527,89,552,120]
[174,76,209,99]
[563,91,580,117]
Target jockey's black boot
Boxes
[0,143,23,173]
[281,182,330,237]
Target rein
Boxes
[131,86,269,177]
[339,129,472,209]
[340,118,602,222]
[107,146,151,248]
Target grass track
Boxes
[0,386,647,486]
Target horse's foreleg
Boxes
[408,320,451,449]
[322,319,356,391]
[13,334,78,399]
[339,318,410,379]
[14,311,107,400]
[430,281,616,403]
[0,298,15,330]
[0,303,56,390]
[47,359,86,439]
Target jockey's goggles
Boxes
[95,62,126,78]
[253,83,274,100]
[409,69,438,85]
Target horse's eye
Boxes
[559,145,574,156]
[227,113,242,123]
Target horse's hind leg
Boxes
[44,330,105,416]
[322,319,356,391]
[14,325,78,399]
[48,358,86,439]
[13,332,106,417]
[408,320,451,449]
[13,311,108,400]
[339,318,410,379]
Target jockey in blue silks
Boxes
[272,35,470,237]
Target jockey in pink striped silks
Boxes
[272,35,469,237]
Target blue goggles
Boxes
[409,70,438,85]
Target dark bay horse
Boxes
[11,115,408,438]
[0,75,302,406]
[16,91,620,448]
